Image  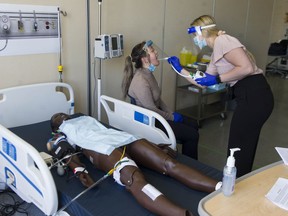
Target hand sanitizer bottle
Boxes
[222,148,241,196]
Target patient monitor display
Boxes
[110,34,123,58]
[94,34,123,59]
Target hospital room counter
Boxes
[198,161,288,216]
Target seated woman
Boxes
[48,113,222,216]
[122,40,199,159]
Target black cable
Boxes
[0,38,8,51]
[0,189,29,216]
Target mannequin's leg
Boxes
[126,139,217,193]
[82,149,193,216]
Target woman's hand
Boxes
[195,73,220,86]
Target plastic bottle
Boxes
[190,54,197,65]
[186,50,192,66]
[179,47,188,66]
[222,148,241,196]
[190,44,198,66]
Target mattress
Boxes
[9,117,222,216]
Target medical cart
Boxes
[175,69,227,127]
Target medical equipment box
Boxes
[94,34,111,59]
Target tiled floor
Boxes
[198,74,288,172]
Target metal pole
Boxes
[86,0,92,115]
[54,172,111,215]
[97,0,102,121]
[57,8,63,83]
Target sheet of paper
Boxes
[275,147,288,165]
[265,177,288,211]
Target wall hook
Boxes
[60,10,67,16]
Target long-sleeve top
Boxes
[128,68,174,121]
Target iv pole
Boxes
[97,0,102,121]
[57,8,63,83]
[86,0,92,115]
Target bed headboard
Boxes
[0,82,74,128]
[100,95,176,150]
[0,82,75,215]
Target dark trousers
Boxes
[157,116,199,159]
[228,74,274,177]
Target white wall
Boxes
[0,0,89,113]
[270,0,288,41]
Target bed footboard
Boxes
[0,82,76,215]
[100,95,176,150]
[0,124,58,215]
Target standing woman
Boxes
[122,40,199,159]
[167,15,274,177]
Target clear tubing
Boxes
[54,173,110,215]
[159,57,191,78]
[48,152,81,170]
[177,72,191,78]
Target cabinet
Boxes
[175,81,227,127]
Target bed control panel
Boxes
[134,111,150,125]
[2,137,17,161]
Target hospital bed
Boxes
[0,82,222,216]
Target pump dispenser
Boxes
[222,148,240,196]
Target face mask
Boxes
[193,35,207,50]
[148,64,156,72]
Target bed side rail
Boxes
[0,82,74,128]
[100,95,176,150]
[0,124,58,215]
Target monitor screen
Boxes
[111,36,118,50]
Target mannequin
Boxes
[48,113,221,216]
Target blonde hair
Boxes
[190,15,219,37]
[191,15,257,65]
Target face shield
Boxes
[187,24,216,50]
[142,40,169,72]
[143,40,169,62]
